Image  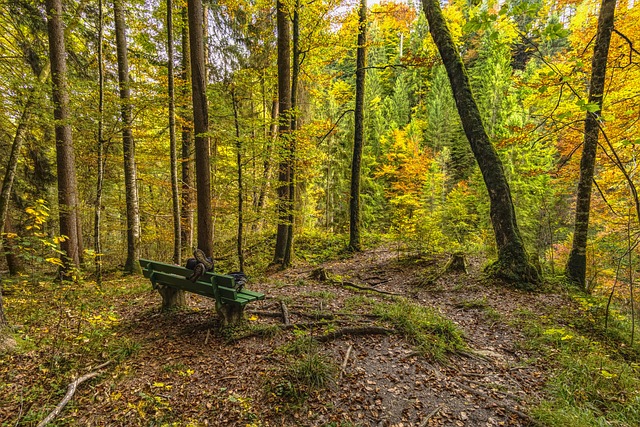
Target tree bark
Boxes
[566,0,617,290]
[95,0,105,284]
[349,0,367,253]
[158,285,187,311]
[3,215,24,275]
[167,0,182,266]
[188,0,214,257]
[217,304,244,328]
[114,0,142,274]
[284,0,300,267]
[231,88,245,272]
[273,0,291,266]
[180,5,194,255]
[421,0,539,287]
[46,0,82,272]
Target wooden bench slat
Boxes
[146,271,215,298]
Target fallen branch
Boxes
[314,326,394,343]
[339,344,353,379]
[37,361,111,427]
[280,301,290,325]
[419,404,443,427]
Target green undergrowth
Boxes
[266,336,337,408]
[514,289,640,426]
[374,300,466,362]
[0,273,149,424]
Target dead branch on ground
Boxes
[37,361,112,427]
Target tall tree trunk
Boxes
[95,0,105,284]
[46,0,82,273]
[273,0,291,266]
[566,0,617,290]
[231,88,245,271]
[421,0,539,287]
[114,0,141,274]
[167,0,182,266]
[349,0,367,253]
[187,0,213,256]
[180,5,194,255]
[283,0,300,267]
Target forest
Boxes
[1,0,640,425]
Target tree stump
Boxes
[216,304,245,328]
[444,252,467,274]
[157,286,187,311]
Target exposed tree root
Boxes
[314,326,394,343]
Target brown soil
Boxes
[2,247,565,426]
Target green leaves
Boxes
[576,99,600,113]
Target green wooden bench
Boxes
[139,259,265,326]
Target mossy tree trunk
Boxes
[273,0,292,266]
[421,0,539,288]
[349,0,367,253]
[566,0,617,290]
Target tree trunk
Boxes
[421,0,539,287]
[0,282,16,353]
[114,0,142,274]
[3,214,24,275]
[231,88,245,272]
[167,0,182,266]
[566,0,617,290]
[349,0,367,253]
[46,0,82,273]
[273,0,291,266]
[188,0,214,257]
[95,0,105,284]
[180,5,194,255]
[283,0,300,267]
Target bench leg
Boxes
[157,286,188,311]
[216,304,244,327]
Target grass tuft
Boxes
[374,301,466,361]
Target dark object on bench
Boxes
[139,259,264,326]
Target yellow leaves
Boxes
[152,382,172,390]
[45,257,65,267]
[53,235,68,244]
[248,314,259,321]
[600,369,616,379]
[329,80,352,105]
[179,368,195,377]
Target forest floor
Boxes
[1,245,638,426]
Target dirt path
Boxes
[71,247,559,426]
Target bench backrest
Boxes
[139,258,238,302]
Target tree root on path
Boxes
[314,326,395,343]
[310,266,401,296]
[449,379,536,425]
